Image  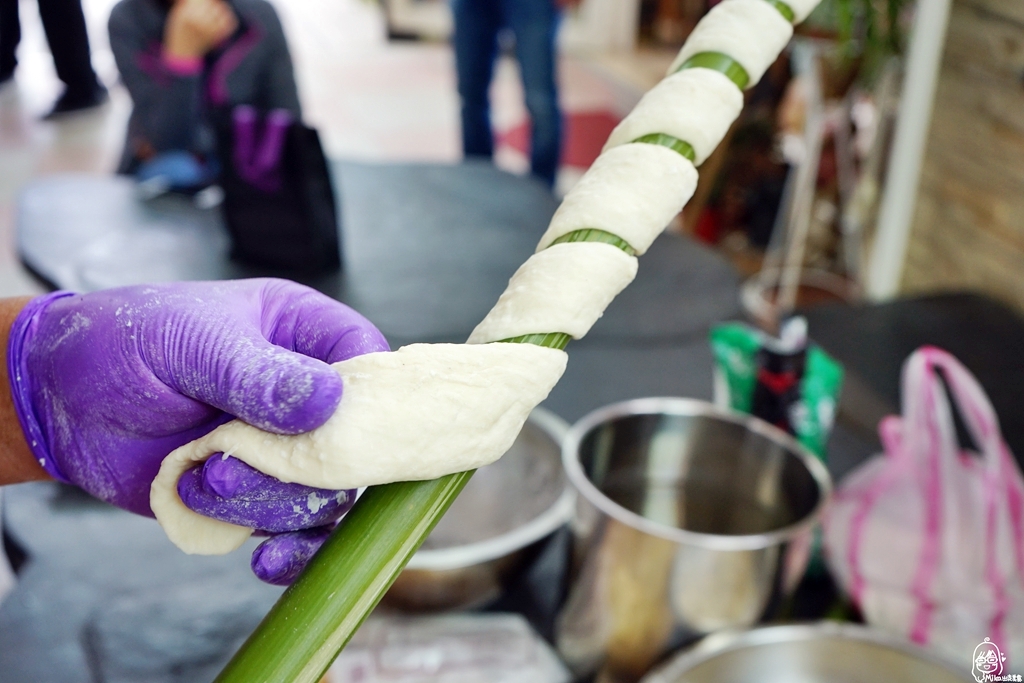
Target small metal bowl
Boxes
[382,407,574,611]
[641,623,972,683]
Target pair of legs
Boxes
[0,0,103,102]
[452,0,562,187]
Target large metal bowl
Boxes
[556,398,832,681]
[641,623,972,683]
[381,407,573,611]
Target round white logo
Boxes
[973,638,1007,682]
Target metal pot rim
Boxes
[406,407,575,571]
[562,397,833,551]
[642,623,971,682]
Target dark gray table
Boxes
[803,293,1024,471]
[7,160,744,681]
[0,483,282,683]
[18,162,739,346]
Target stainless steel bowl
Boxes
[382,407,574,611]
[641,623,972,683]
[556,398,832,681]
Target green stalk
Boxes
[497,332,572,349]
[674,51,750,89]
[764,0,796,22]
[632,133,697,163]
[549,228,637,256]
[215,472,474,683]
[216,8,806,674]
[216,332,572,683]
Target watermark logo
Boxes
[973,638,1017,682]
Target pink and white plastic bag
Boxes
[824,346,1024,666]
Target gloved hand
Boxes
[8,279,389,584]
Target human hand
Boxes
[9,279,389,584]
[163,0,238,61]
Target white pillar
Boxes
[865,0,953,300]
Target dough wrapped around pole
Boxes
[153,343,568,555]
[668,0,794,86]
[209,0,822,677]
[604,68,743,166]
[536,144,699,255]
[468,242,639,344]
[159,0,804,553]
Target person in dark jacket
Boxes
[108,0,301,188]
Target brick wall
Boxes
[901,0,1024,312]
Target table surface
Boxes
[17,162,741,346]
[6,161,757,682]
[804,293,1024,468]
[20,163,1001,682]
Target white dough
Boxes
[467,242,639,344]
[536,144,697,256]
[154,0,815,559]
[151,343,568,555]
[786,0,822,22]
[668,0,794,86]
[603,68,743,165]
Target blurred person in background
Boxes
[0,0,108,117]
[108,0,300,192]
[452,0,581,189]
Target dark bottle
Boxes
[751,317,807,434]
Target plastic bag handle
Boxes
[901,346,1003,471]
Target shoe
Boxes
[42,83,108,119]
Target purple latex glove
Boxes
[178,454,352,585]
[177,454,354,533]
[8,279,389,584]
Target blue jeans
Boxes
[452,0,562,187]
[136,151,218,193]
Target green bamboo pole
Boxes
[214,2,808,679]
[215,472,473,682]
[217,334,569,683]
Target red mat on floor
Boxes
[498,110,621,170]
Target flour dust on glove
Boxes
[7,279,389,585]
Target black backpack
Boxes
[215,106,341,274]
